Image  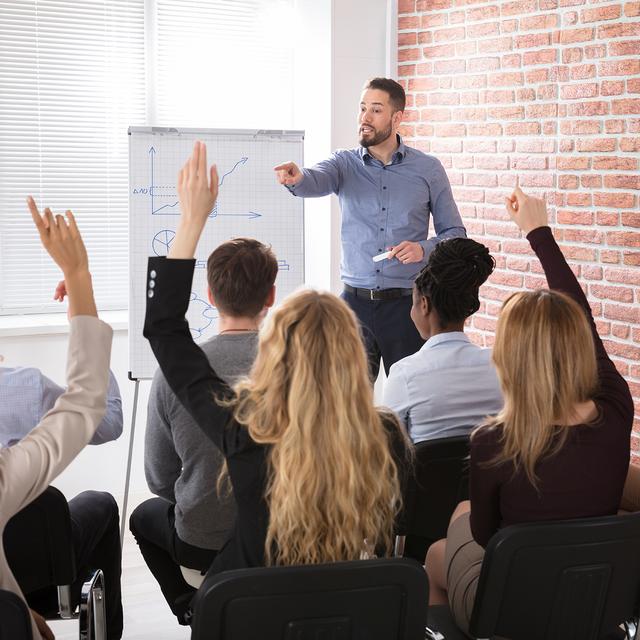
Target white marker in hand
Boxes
[372,250,392,263]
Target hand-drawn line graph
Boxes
[132,148,262,219]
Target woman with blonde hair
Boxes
[425,184,633,635]
[143,142,409,620]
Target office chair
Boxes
[0,588,33,640]
[427,512,640,640]
[397,436,470,562]
[191,557,428,639]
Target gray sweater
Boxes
[144,332,258,550]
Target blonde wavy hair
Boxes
[478,289,598,486]
[230,289,406,566]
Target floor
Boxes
[48,526,190,640]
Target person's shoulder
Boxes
[471,422,502,449]
[403,144,444,167]
[0,366,44,386]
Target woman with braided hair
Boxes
[383,237,502,444]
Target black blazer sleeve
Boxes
[143,256,237,453]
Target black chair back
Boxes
[469,512,640,640]
[191,558,428,640]
[3,486,76,594]
[400,436,470,560]
[0,588,33,640]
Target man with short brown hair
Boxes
[130,237,277,624]
[275,77,466,378]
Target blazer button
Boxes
[147,290,154,298]
[148,280,155,289]
[150,270,157,278]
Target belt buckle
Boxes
[370,289,375,301]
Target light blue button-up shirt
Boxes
[383,332,503,444]
[0,367,123,447]
[288,137,466,289]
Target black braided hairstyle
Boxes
[414,238,495,326]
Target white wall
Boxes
[1,0,392,515]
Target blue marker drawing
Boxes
[134,148,261,219]
[277,259,290,271]
[219,157,248,186]
[187,291,218,339]
[152,229,175,256]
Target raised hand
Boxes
[388,240,424,264]
[170,141,219,259]
[273,161,303,187]
[54,280,67,302]
[27,197,88,278]
[505,179,548,234]
[27,196,96,318]
[177,140,219,225]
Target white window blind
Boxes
[0,0,296,314]
[0,0,146,313]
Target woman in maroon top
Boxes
[425,184,634,635]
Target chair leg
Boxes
[624,618,639,640]
[79,570,106,640]
[57,584,75,619]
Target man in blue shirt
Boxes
[275,77,466,377]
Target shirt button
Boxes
[383,186,387,190]
[147,290,154,298]
[150,270,157,278]
[382,207,386,211]
[380,228,384,231]
[376,269,380,273]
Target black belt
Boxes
[344,284,412,301]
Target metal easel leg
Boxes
[119,378,140,546]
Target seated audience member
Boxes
[143,142,411,624]
[0,199,120,640]
[130,237,277,623]
[425,185,633,636]
[1,282,124,637]
[0,363,122,447]
[383,238,502,443]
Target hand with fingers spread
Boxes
[171,141,219,259]
[27,196,96,318]
[505,179,548,235]
[273,161,303,187]
[27,197,88,277]
[388,240,424,265]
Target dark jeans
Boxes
[129,497,218,624]
[341,289,424,379]
[24,490,123,640]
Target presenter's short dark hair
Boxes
[363,77,406,112]
[415,238,495,326]
[207,238,278,317]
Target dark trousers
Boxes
[129,497,218,624]
[24,490,123,640]
[341,289,424,379]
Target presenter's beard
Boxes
[359,123,393,148]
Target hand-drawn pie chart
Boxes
[152,229,175,256]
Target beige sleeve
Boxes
[0,315,113,640]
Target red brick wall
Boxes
[397,0,640,460]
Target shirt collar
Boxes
[422,331,471,350]
[360,134,406,164]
